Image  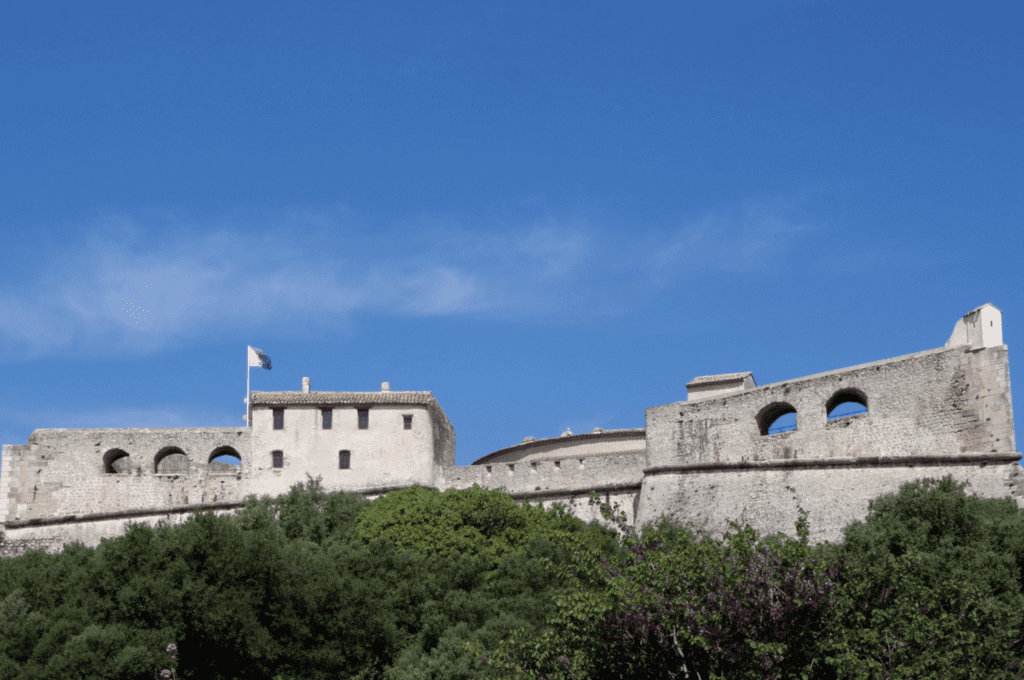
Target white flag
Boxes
[248,346,271,369]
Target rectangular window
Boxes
[358,408,369,429]
[273,409,284,430]
[403,415,413,430]
[272,450,283,468]
[339,450,350,469]
[322,408,333,429]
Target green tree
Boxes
[821,475,1024,678]
[355,485,619,569]
[483,497,845,679]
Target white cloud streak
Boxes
[0,204,811,358]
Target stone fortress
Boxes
[1,304,1021,558]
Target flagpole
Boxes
[246,360,251,427]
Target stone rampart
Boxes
[444,451,646,526]
[0,428,250,526]
[0,502,245,558]
[638,343,1021,543]
[1,306,1019,556]
[645,345,1014,470]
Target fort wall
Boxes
[1,304,1020,557]
[0,428,250,525]
[637,341,1020,542]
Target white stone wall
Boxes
[476,430,645,464]
[249,403,437,496]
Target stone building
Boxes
[1,304,1020,557]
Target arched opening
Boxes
[826,388,868,420]
[757,402,797,436]
[103,448,132,474]
[209,446,241,471]
[154,446,189,474]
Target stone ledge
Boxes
[2,501,248,529]
[504,482,642,501]
[1,483,447,529]
[644,452,1022,476]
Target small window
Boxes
[358,408,369,429]
[272,450,283,468]
[403,415,413,430]
[826,388,868,420]
[756,402,798,436]
[273,409,284,430]
[322,408,333,429]
[339,450,350,469]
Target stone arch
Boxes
[209,446,242,470]
[826,387,868,419]
[756,402,797,436]
[154,446,189,474]
[103,448,132,474]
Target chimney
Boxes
[381,382,390,392]
[302,377,310,393]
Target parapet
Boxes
[472,428,646,465]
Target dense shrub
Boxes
[1,475,1022,679]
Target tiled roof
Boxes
[250,390,437,406]
[686,372,754,387]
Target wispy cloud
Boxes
[637,204,811,288]
[0,203,812,358]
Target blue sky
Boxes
[1,1,1021,467]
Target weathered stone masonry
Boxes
[2,304,1021,557]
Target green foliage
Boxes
[234,474,368,546]
[0,590,49,666]
[41,624,167,680]
[2,474,1023,679]
[484,494,845,679]
[821,552,1022,679]
[825,475,1024,678]
[355,485,620,569]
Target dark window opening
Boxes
[103,448,131,474]
[339,450,350,469]
[756,402,798,436]
[403,415,413,430]
[154,447,189,474]
[272,450,283,468]
[273,409,284,430]
[322,408,333,429]
[358,409,369,429]
[826,388,868,420]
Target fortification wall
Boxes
[442,451,645,528]
[444,451,644,495]
[0,503,244,558]
[473,429,645,465]
[646,345,1014,469]
[1,309,1019,556]
[639,453,1023,545]
[638,343,1020,543]
[0,428,250,525]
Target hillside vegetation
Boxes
[1,475,1023,679]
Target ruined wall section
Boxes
[645,345,1015,470]
[0,428,250,524]
[639,344,1021,544]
